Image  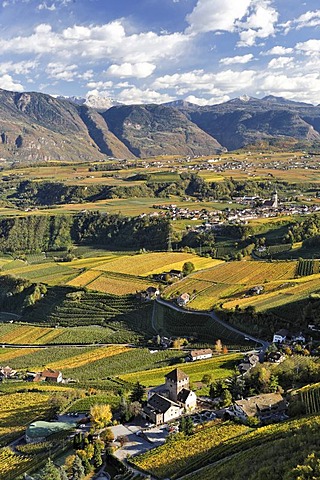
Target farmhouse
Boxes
[273,329,290,344]
[177,293,190,306]
[232,393,287,423]
[188,349,213,362]
[27,369,63,383]
[145,368,197,424]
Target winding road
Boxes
[153,297,269,352]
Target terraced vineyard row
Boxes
[154,302,253,346]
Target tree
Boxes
[179,416,186,434]
[93,441,103,469]
[90,403,112,429]
[185,416,194,436]
[72,455,85,480]
[59,468,68,480]
[221,389,232,407]
[40,459,61,480]
[130,382,145,403]
[201,374,212,385]
[128,400,143,418]
[214,339,223,354]
[209,379,226,399]
[182,261,195,277]
[100,427,114,444]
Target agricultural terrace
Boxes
[90,252,220,276]
[180,415,320,480]
[0,391,52,445]
[0,324,141,345]
[0,251,220,295]
[3,346,186,386]
[163,260,302,311]
[119,353,241,387]
[132,421,248,479]
[0,447,37,480]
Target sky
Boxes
[0,0,319,105]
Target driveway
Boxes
[111,424,168,460]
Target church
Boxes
[143,368,197,425]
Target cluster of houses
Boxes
[143,365,288,427]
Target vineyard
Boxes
[119,353,241,387]
[163,260,298,311]
[0,392,52,446]
[153,302,253,345]
[0,447,36,480]
[297,383,320,414]
[162,259,320,317]
[180,415,320,480]
[131,421,248,478]
[297,258,319,276]
[22,287,154,343]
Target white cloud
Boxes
[295,39,320,56]
[282,9,320,33]
[259,72,320,104]
[0,60,37,75]
[46,62,78,81]
[106,62,156,79]
[0,21,189,65]
[117,87,174,105]
[153,69,256,94]
[86,81,113,89]
[237,0,279,47]
[185,94,230,105]
[186,0,251,34]
[268,56,294,69]
[220,54,254,65]
[295,10,320,29]
[0,74,24,91]
[263,45,293,55]
[37,2,56,11]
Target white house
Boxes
[188,349,213,362]
[177,293,190,306]
[272,329,289,344]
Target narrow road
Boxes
[155,297,269,352]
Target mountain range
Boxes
[0,88,320,163]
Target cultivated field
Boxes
[132,421,248,478]
[163,260,303,311]
[119,353,241,387]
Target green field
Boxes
[119,353,241,387]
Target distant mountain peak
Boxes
[239,94,251,102]
[262,95,313,107]
[55,94,121,110]
[163,99,198,109]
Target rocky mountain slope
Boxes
[174,95,320,150]
[0,88,320,163]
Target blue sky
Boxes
[0,0,319,105]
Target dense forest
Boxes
[0,213,170,253]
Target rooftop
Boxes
[165,368,189,383]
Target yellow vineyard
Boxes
[46,345,130,370]
[164,260,301,311]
